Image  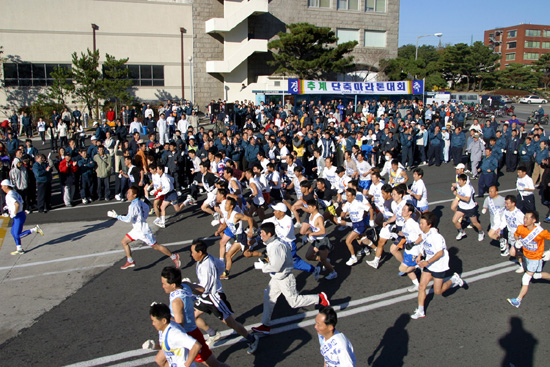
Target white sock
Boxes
[16,246,22,251]
[161,216,165,223]
[128,257,134,263]
[31,227,37,233]
[412,279,419,286]
[170,254,177,260]
[418,305,424,313]
[374,256,381,262]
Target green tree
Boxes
[268,23,357,79]
[44,65,73,108]
[101,54,133,114]
[532,53,550,89]
[467,41,500,91]
[439,43,474,90]
[71,49,102,119]
[495,63,540,90]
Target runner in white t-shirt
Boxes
[408,168,428,212]
[452,174,484,242]
[315,306,356,367]
[411,212,465,319]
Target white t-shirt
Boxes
[421,228,449,273]
[410,179,428,208]
[318,331,357,367]
[368,182,385,212]
[356,160,371,182]
[516,176,534,197]
[457,183,476,210]
[5,190,23,218]
[322,166,338,187]
[402,217,422,244]
[159,322,198,367]
[263,214,295,243]
[500,207,525,233]
[342,199,371,223]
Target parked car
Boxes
[500,96,512,103]
[519,95,548,104]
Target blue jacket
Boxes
[33,162,52,183]
[450,132,465,148]
[535,147,549,164]
[244,143,260,162]
[480,155,498,173]
[429,131,442,146]
[482,125,495,139]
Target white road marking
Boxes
[64,262,518,367]
[3,264,113,282]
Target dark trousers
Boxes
[417,145,426,163]
[517,194,536,213]
[506,152,518,172]
[478,172,496,196]
[451,147,463,166]
[15,188,29,211]
[97,177,110,200]
[401,147,413,168]
[427,144,442,166]
[50,137,58,151]
[36,181,51,212]
[24,125,33,138]
[80,174,93,199]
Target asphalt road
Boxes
[1,107,549,367]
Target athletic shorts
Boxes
[270,188,283,201]
[523,257,543,273]
[403,252,420,267]
[380,224,400,240]
[224,232,248,252]
[458,206,479,218]
[205,191,217,208]
[358,180,372,191]
[352,220,367,235]
[424,267,447,279]
[262,192,271,205]
[187,327,213,363]
[126,229,156,247]
[417,205,429,212]
[312,237,332,251]
[194,292,234,320]
[164,190,178,204]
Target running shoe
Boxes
[155,221,165,228]
[319,292,330,307]
[456,231,467,240]
[211,219,220,227]
[515,265,525,274]
[345,256,358,266]
[294,222,302,229]
[478,231,485,242]
[366,259,379,269]
[115,194,121,201]
[205,331,221,347]
[357,247,370,257]
[313,266,321,281]
[325,271,338,280]
[35,225,44,236]
[501,247,510,257]
[246,334,260,355]
[251,324,271,335]
[410,308,425,319]
[153,217,161,225]
[10,249,24,255]
[220,271,229,280]
[451,272,464,287]
[507,298,521,308]
[172,253,181,268]
[407,284,419,293]
[120,260,136,270]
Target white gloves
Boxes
[369,220,375,227]
[482,208,487,215]
[254,261,265,270]
[107,210,118,219]
[142,339,156,350]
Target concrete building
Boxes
[484,24,550,70]
[0,0,399,119]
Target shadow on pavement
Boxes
[499,316,537,367]
[368,313,410,366]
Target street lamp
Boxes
[180,27,186,101]
[188,56,193,103]
[415,32,443,60]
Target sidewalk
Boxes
[0,218,159,345]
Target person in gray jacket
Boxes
[466,133,485,179]
[94,145,112,200]
[251,222,330,335]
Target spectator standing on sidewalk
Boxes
[94,145,112,200]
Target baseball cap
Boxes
[91,136,97,141]
[1,179,13,187]
[455,163,466,170]
[271,202,287,213]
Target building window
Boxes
[524,52,539,60]
[3,62,71,87]
[542,42,550,49]
[525,40,541,48]
[126,65,164,86]
[505,53,515,61]
[338,0,358,10]
[365,0,385,13]
[526,29,541,37]
[507,41,516,49]
[364,30,386,47]
[489,33,494,38]
[507,30,517,38]
[336,28,359,44]
[543,30,550,37]
[308,0,330,8]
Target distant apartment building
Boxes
[484,24,550,70]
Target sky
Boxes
[399,0,550,47]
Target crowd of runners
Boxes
[5,97,550,366]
